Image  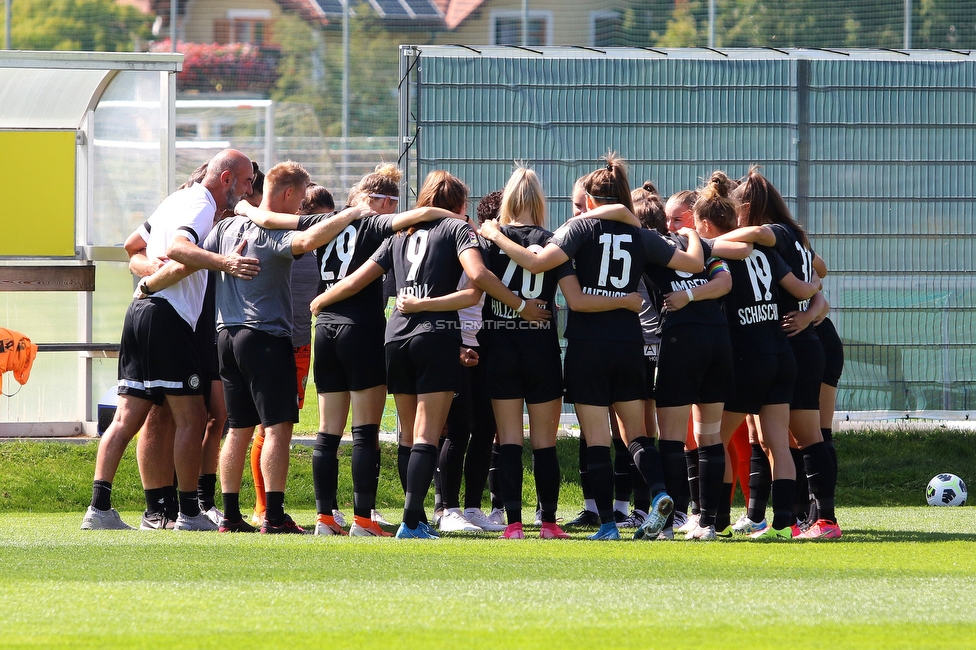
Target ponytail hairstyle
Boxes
[582,151,634,212]
[358,163,402,200]
[301,183,335,215]
[631,180,667,234]
[732,166,809,249]
[693,170,739,234]
[499,164,546,227]
[415,170,468,214]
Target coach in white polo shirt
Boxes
[82,149,258,531]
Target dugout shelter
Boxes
[0,51,182,436]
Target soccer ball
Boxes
[925,474,968,507]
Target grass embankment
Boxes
[0,428,973,513]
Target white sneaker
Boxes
[81,506,134,530]
[675,512,699,534]
[731,515,768,534]
[203,506,223,526]
[173,512,219,531]
[371,509,392,526]
[685,523,717,540]
[438,508,483,532]
[463,507,506,532]
[487,507,506,527]
[332,509,346,527]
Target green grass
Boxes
[0,508,974,648]
[2,429,974,512]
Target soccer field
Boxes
[1,507,974,649]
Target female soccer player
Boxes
[694,172,820,540]
[311,170,543,539]
[480,153,705,540]
[720,168,840,539]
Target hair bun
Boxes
[642,180,658,195]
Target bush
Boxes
[151,40,278,94]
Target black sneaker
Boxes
[260,513,308,534]
[218,517,257,533]
[140,511,175,530]
[564,509,600,528]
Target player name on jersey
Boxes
[582,286,629,298]
[398,284,431,299]
[738,302,779,325]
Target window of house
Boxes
[591,11,622,47]
[215,9,273,45]
[490,11,553,47]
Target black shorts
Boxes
[725,350,797,414]
[564,339,645,407]
[485,335,563,404]
[655,323,734,408]
[117,298,207,405]
[643,344,659,400]
[218,326,299,428]
[815,317,844,388]
[193,273,219,381]
[385,333,461,395]
[789,336,825,410]
[313,321,386,393]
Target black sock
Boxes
[197,473,217,511]
[586,444,614,524]
[631,458,651,514]
[312,432,342,515]
[397,444,411,494]
[144,486,167,516]
[499,444,524,525]
[163,485,179,520]
[698,443,726,528]
[533,446,560,524]
[578,436,591,503]
[439,430,468,511]
[715,482,733,531]
[822,427,838,476]
[403,443,438,529]
[91,480,112,511]
[628,436,666,495]
[791,447,808,518]
[660,439,688,510]
[463,420,494,510]
[266,491,285,526]
[685,447,701,514]
[804,442,837,523]
[179,490,201,517]
[747,444,772,523]
[352,424,379,518]
[488,443,503,510]
[373,445,382,505]
[433,437,445,515]
[770,479,796,530]
[222,492,241,522]
[612,436,632,504]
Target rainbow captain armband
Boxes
[706,258,731,278]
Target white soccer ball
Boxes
[926,474,968,507]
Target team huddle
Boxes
[80,147,843,541]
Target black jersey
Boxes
[723,245,792,355]
[643,236,728,332]
[370,217,480,342]
[481,224,572,345]
[769,223,818,342]
[551,219,671,342]
[298,212,396,326]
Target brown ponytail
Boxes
[732,165,810,248]
[582,151,634,212]
[693,170,739,233]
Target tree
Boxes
[0,0,152,51]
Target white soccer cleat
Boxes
[173,512,219,531]
[81,506,134,530]
[371,509,393,526]
[203,506,223,526]
[685,524,717,541]
[438,508,483,533]
[463,507,506,532]
[675,512,699,534]
[331,509,347,527]
[486,507,506,527]
[731,515,768,534]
